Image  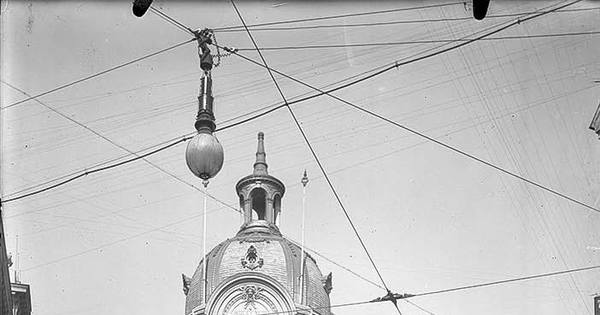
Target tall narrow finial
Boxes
[301,169,309,187]
[253,132,268,175]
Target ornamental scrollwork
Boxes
[239,285,263,305]
[241,245,264,270]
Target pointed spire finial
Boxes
[253,132,268,175]
[301,169,309,187]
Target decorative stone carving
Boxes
[239,238,269,243]
[182,273,192,296]
[322,272,333,295]
[241,245,264,270]
[239,285,263,305]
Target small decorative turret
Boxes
[184,132,332,315]
[235,132,285,234]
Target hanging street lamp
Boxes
[185,30,225,185]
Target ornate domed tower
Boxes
[183,132,332,315]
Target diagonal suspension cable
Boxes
[211,0,600,215]
[0,99,289,205]
[234,31,600,51]
[1,1,534,201]
[0,14,509,203]
[283,236,385,290]
[5,1,593,216]
[228,2,406,314]
[218,48,600,216]
[6,5,594,312]
[0,81,239,213]
[216,7,599,32]
[411,265,600,298]
[255,264,600,315]
[19,203,235,272]
[1,92,292,202]
[215,2,465,31]
[3,39,196,109]
[149,6,194,34]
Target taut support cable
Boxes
[229,1,404,313]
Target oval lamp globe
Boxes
[185,132,224,180]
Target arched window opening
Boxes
[207,276,295,315]
[273,194,282,225]
[250,188,267,220]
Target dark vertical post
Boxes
[0,206,12,314]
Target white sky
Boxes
[1,1,599,315]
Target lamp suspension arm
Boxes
[193,29,218,134]
[194,28,216,72]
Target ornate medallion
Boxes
[241,245,264,270]
[239,285,263,305]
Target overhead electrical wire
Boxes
[9,17,596,315]
[284,237,385,291]
[253,264,600,315]
[404,300,436,315]
[235,31,600,51]
[5,22,564,145]
[0,136,190,204]
[214,1,465,31]
[5,17,346,205]
[149,6,194,34]
[2,3,593,110]
[1,2,586,205]
[9,80,590,228]
[229,2,417,315]
[218,0,585,115]
[210,0,600,215]
[8,6,597,311]
[508,30,592,312]
[1,77,322,203]
[0,91,298,204]
[1,3,562,124]
[18,201,392,302]
[0,81,238,214]
[20,203,233,272]
[410,265,600,298]
[4,0,594,216]
[3,38,196,109]
[216,7,599,32]
[226,3,600,304]
[6,5,595,315]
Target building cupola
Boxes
[235,132,285,236]
[184,131,332,315]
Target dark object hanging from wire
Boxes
[473,0,491,20]
[129,0,226,182]
[132,0,154,17]
[185,29,225,183]
[196,29,215,72]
